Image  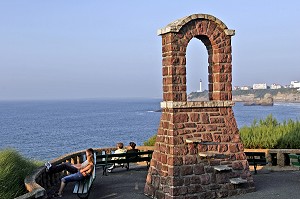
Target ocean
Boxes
[0,99,299,161]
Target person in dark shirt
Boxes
[127,142,139,153]
[127,142,139,161]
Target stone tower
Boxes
[144,14,255,198]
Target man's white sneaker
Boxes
[45,162,52,172]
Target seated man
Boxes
[45,148,94,198]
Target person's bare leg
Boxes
[57,181,66,196]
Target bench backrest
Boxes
[245,152,266,157]
[96,150,153,164]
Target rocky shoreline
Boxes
[188,88,300,103]
[233,90,300,103]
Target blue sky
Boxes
[0,1,299,100]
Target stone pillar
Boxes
[145,14,254,199]
[277,152,285,167]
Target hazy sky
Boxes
[0,1,299,100]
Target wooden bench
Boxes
[288,154,300,167]
[73,153,97,199]
[245,152,267,174]
[96,150,153,175]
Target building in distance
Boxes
[291,81,300,89]
[253,83,267,90]
[240,86,251,90]
[270,83,282,89]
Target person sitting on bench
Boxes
[126,142,139,160]
[45,148,95,198]
[107,142,126,172]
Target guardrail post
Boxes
[277,151,285,167]
[266,151,272,166]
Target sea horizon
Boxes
[1,99,299,161]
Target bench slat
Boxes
[289,154,300,168]
[288,154,300,159]
[291,162,300,166]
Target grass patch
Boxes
[0,149,42,199]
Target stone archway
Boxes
[144,14,254,198]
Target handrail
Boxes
[15,146,155,199]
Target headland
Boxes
[188,88,300,103]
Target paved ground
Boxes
[54,165,300,199]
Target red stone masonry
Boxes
[144,14,254,199]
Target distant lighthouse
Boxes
[197,79,202,92]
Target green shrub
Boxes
[240,114,300,149]
[0,149,42,199]
[144,135,157,146]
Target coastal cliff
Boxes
[188,88,300,103]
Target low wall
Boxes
[15,147,299,199]
[244,148,300,168]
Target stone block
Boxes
[174,113,189,123]
[229,144,239,153]
[195,20,208,35]
[194,164,205,175]
[200,174,211,185]
[232,161,244,170]
[216,173,229,184]
[202,133,213,142]
[218,144,228,153]
[183,155,197,164]
[180,165,193,176]
[197,124,206,132]
[190,113,200,122]
[206,125,218,131]
[190,176,201,184]
[169,186,188,196]
[200,113,210,124]
[167,156,183,166]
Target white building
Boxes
[240,86,251,90]
[291,81,300,88]
[270,84,282,89]
[253,83,267,90]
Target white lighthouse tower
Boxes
[197,79,202,92]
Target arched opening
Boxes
[186,37,209,101]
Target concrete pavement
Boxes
[50,165,300,199]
